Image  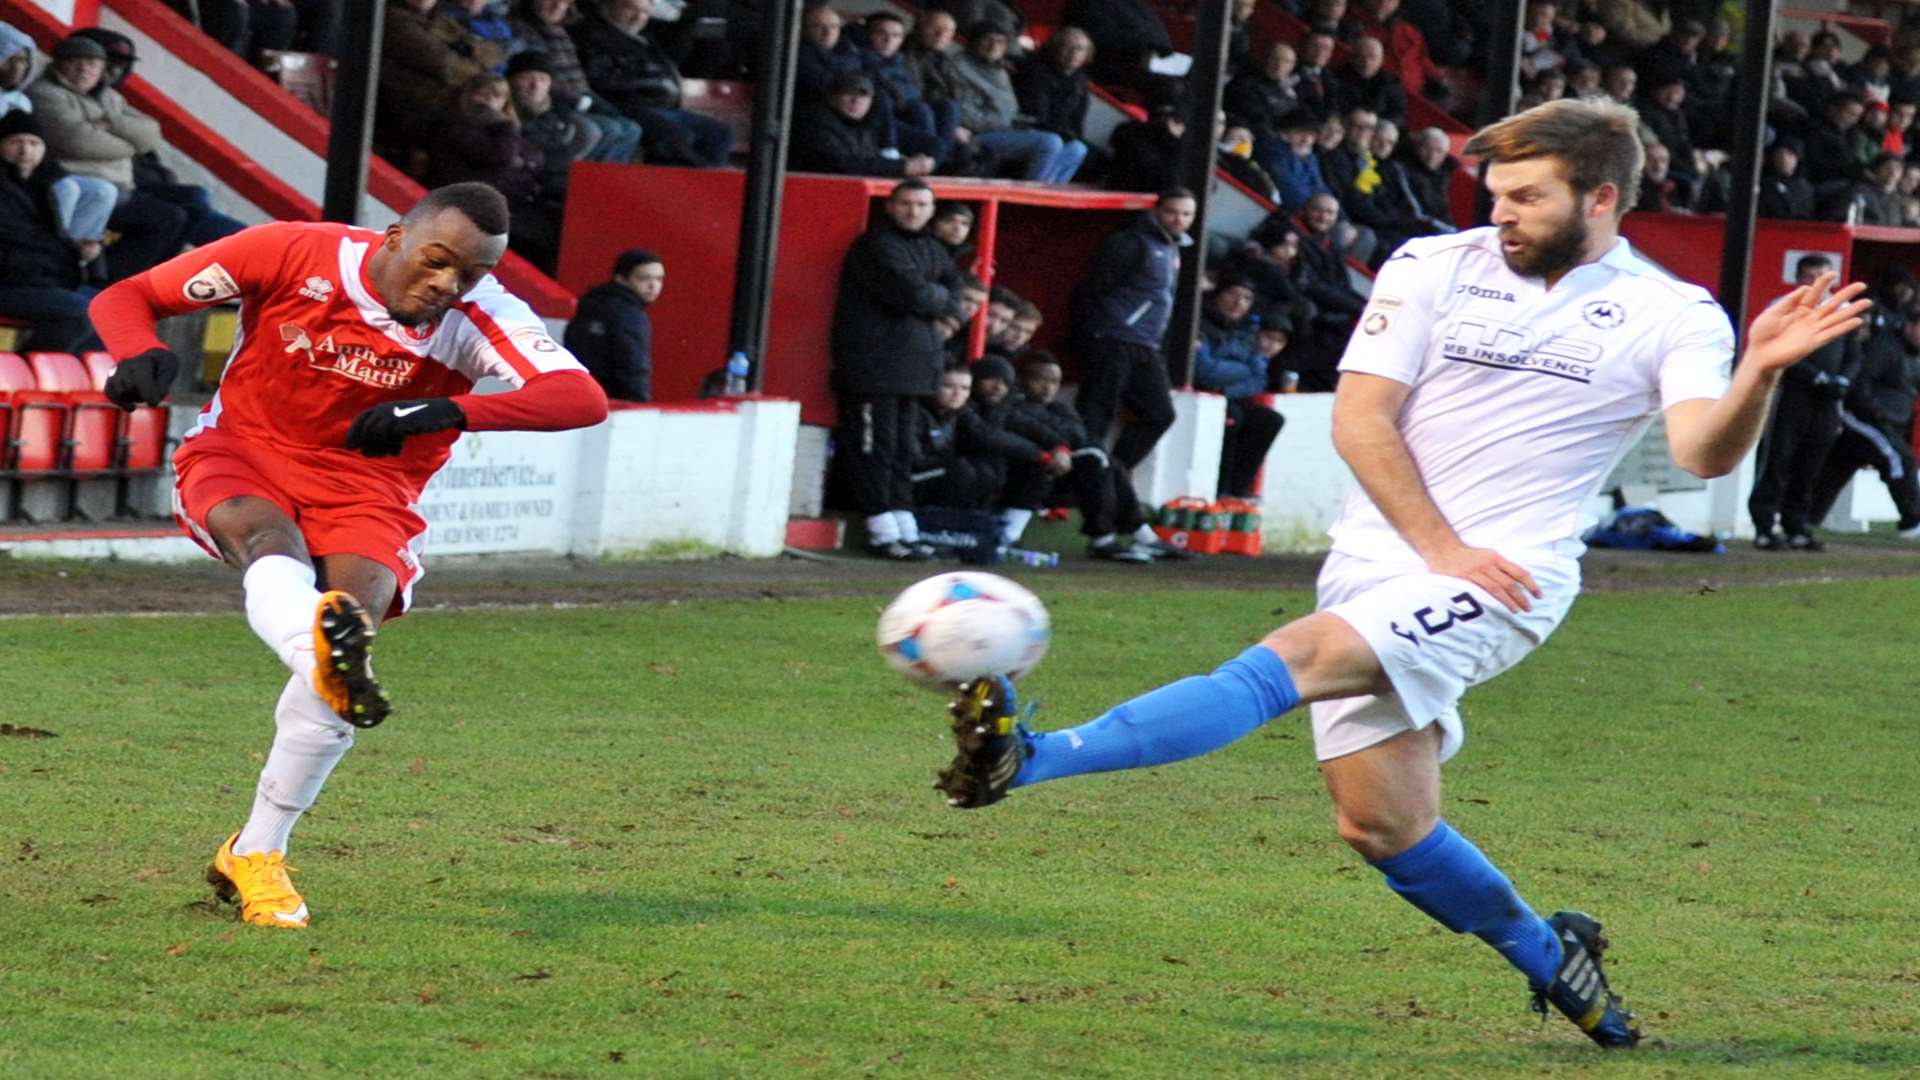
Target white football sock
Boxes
[234,675,354,856]
[893,509,922,543]
[866,512,902,545]
[999,508,1034,545]
[1133,524,1160,546]
[244,555,322,679]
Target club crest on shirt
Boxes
[280,323,421,389]
[1361,294,1400,336]
[508,326,563,354]
[182,262,240,304]
[299,276,335,302]
[1583,300,1627,329]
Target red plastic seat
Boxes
[75,350,169,473]
[11,392,67,474]
[0,352,31,395]
[25,351,122,476]
[82,351,115,391]
[124,404,168,471]
[68,404,118,474]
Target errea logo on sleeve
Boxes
[183,263,240,304]
[299,276,335,302]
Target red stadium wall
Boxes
[557,165,1153,425]
[1620,213,1920,331]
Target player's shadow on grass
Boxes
[450,888,1071,941]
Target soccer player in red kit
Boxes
[88,183,609,928]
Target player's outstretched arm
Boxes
[344,370,609,457]
[1666,272,1871,478]
[1333,372,1540,612]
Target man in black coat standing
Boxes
[564,248,662,403]
[1069,187,1195,558]
[833,178,967,560]
[0,110,103,352]
[1748,255,1859,550]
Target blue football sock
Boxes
[1370,821,1563,987]
[1014,644,1299,787]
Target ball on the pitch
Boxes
[876,571,1051,688]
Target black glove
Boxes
[344,398,466,457]
[102,347,181,410]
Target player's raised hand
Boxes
[1744,271,1872,373]
[1425,544,1541,613]
[102,347,181,410]
[345,398,466,457]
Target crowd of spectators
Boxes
[0,24,244,351]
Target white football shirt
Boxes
[1328,226,1735,561]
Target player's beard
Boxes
[1499,206,1589,281]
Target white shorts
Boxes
[1310,544,1582,764]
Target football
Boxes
[876,571,1051,688]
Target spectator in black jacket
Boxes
[424,74,563,271]
[1290,193,1368,388]
[831,179,965,559]
[564,247,661,402]
[1399,126,1459,229]
[1063,0,1173,94]
[1362,119,1453,253]
[1637,73,1698,186]
[861,11,958,166]
[1801,92,1867,199]
[1107,103,1183,194]
[1811,311,1920,539]
[507,51,613,176]
[1757,137,1814,220]
[914,365,1015,511]
[571,0,733,164]
[0,110,102,351]
[1218,122,1280,203]
[1293,30,1338,121]
[929,200,974,266]
[1226,42,1301,142]
[1853,152,1905,226]
[1331,36,1405,125]
[791,72,935,178]
[796,4,864,100]
[1749,255,1859,550]
[1227,0,1256,76]
[1069,189,1193,561]
[1001,350,1155,561]
[1013,27,1093,166]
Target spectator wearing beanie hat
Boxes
[1193,274,1284,498]
[507,50,624,178]
[0,107,105,350]
[791,70,935,178]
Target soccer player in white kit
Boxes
[931,100,1870,1046]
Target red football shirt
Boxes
[92,221,605,494]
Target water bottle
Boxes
[1007,547,1059,567]
[724,351,751,396]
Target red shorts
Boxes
[172,427,428,619]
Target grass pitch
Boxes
[2,576,1918,1078]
